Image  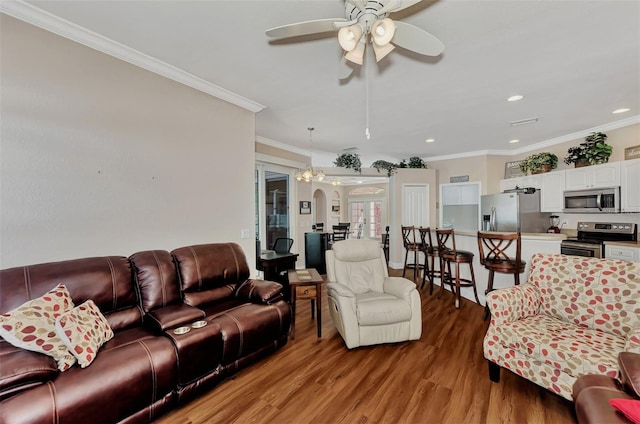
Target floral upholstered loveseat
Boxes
[483,253,640,400]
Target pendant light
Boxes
[295,127,325,183]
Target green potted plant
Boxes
[519,152,558,174]
[563,132,612,167]
[371,160,398,177]
[334,153,362,174]
[407,156,428,169]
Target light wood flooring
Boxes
[156,270,575,424]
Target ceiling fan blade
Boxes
[265,18,347,39]
[338,55,354,80]
[392,21,444,56]
[376,0,423,16]
[346,0,366,12]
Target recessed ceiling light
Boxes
[612,108,631,114]
[507,95,524,102]
[509,139,520,144]
[425,138,435,143]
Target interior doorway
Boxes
[348,198,385,239]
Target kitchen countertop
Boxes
[455,230,567,241]
[604,240,640,248]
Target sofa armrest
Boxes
[327,282,357,317]
[0,341,58,401]
[624,326,640,353]
[327,282,355,299]
[145,304,206,332]
[235,279,284,304]
[619,352,640,398]
[383,277,416,300]
[486,283,541,325]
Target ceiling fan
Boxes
[265,0,444,78]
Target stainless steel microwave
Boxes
[563,187,620,213]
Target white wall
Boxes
[0,16,256,268]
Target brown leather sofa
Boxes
[572,352,640,424]
[0,243,291,423]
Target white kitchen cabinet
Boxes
[605,243,640,261]
[500,175,541,192]
[621,158,640,213]
[539,170,565,212]
[564,162,620,191]
[440,182,480,205]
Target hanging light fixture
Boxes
[296,127,325,183]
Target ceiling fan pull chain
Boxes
[365,56,371,140]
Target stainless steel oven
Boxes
[560,240,602,258]
[561,221,637,258]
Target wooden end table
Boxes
[287,268,324,340]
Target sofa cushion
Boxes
[172,243,250,307]
[130,250,182,312]
[493,314,625,378]
[529,254,640,339]
[0,284,76,371]
[355,292,412,326]
[332,240,386,294]
[0,257,142,332]
[55,300,114,368]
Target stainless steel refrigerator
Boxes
[480,188,550,233]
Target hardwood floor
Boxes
[156,270,576,424]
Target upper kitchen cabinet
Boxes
[439,182,481,231]
[621,158,640,213]
[539,170,565,212]
[441,182,480,205]
[500,175,541,192]
[564,162,620,191]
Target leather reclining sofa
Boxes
[573,352,640,424]
[0,243,291,423]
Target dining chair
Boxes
[331,225,349,244]
[272,237,294,254]
[435,228,480,309]
[477,231,525,319]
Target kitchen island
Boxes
[427,231,566,307]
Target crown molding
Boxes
[0,0,265,113]
[425,115,640,162]
[256,136,310,157]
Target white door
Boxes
[402,184,429,227]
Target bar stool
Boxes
[477,231,525,320]
[381,226,390,264]
[401,226,425,281]
[435,228,480,309]
[417,227,440,293]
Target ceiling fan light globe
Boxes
[344,39,366,65]
[373,43,395,62]
[338,25,363,52]
[371,18,395,46]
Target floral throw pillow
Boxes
[55,300,114,368]
[0,284,77,371]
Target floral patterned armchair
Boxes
[484,253,640,400]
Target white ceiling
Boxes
[12,0,640,168]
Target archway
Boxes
[313,189,327,228]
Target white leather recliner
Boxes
[325,239,422,349]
